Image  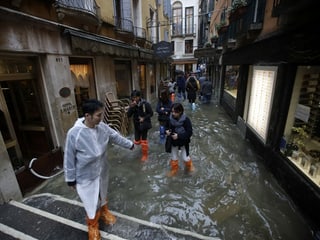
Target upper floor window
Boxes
[185,39,193,54]
[185,7,194,35]
[171,41,175,53]
[172,2,182,36]
[114,0,133,32]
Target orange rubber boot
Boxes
[86,211,101,240]
[167,160,179,177]
[170,93,175,102]
[100,204,116,225]
[184,159,195,173]
[141,140,148,162]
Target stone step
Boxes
[0,193,218,240]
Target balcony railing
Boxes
[134,26,146,39]
[272,0,317,28]
[114,17,134,33]
[272,0,300,17]
[228,0,266,43]
[54,0,99,17]
[171,24,196,37]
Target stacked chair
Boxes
[103,92,130,135]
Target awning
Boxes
[194,48,217,58]
[223,29,320,65]
[64,29,153,59]
[170,57,198,65]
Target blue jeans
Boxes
[202,94,212,104]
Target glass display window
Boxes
[282,66,320,187]
[224,65,240,98]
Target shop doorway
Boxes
[137,63,146,98]
[70,58,96,117]
[0,57,54,193]
[115,60,132,98]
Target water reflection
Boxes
[107,102,312,240]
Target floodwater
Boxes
[29,100,314,240]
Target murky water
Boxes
[30,100,313,239]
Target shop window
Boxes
[224,65,240,98]
[148,63,155,94]
[282,66,320,187]
[184,64,193,75]
[115,61,132,99]
[70,59,96,117]
[138,64,146,97]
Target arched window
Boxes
[172,2,182,36]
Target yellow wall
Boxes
[96,0,114,24]
[260,0,278,36]
[209,0,280,39]
[209,0,231,37]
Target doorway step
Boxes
[0,193,218,240]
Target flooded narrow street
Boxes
[30,101,313,240]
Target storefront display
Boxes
[224,65,239,98]
[283,66,320,187]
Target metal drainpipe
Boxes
[156,7,159,43]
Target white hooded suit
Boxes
[64,117,133,218]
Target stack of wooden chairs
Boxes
[103,92,130,136]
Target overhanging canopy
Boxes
[194,48,217,58]
[64,29,153,59]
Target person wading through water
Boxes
[165,102,194,176]
[64,99,134,240]
[127,90,153,162]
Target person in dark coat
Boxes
[176,73,186,101]
[156,89,173,126]
[201,78,213,104]
[186,76,199,109]
[127,90,153,161]
[165,103,194,176]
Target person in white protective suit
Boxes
[64,99,134,240]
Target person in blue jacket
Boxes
[156,89,173,143]
[165,102,194,176]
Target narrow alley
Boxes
[1,101,313,240]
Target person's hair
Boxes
[172,102,184,114]
[160,89,169,102]
[131,90,141,98]
[189,76,196,83]
[82,99,104,116]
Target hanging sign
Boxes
[153,41,172,59]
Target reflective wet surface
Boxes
[29,100,313,240]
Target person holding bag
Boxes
[165,102,194,176]
[156,89,173,144]
[127,90,153,162]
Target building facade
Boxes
[0,0,172,202]
[170,0,199,75]
[204,0,320,227]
